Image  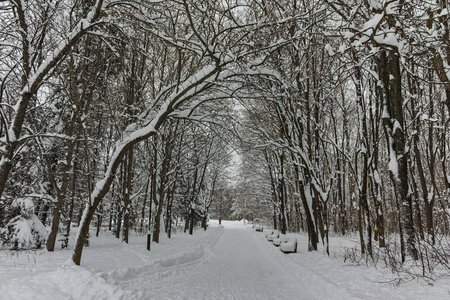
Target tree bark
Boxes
[354,60,373,258]
[379,50,418,262]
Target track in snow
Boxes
[117,221,308,299]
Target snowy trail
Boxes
[2,221,448,299]
[113,221,312,299]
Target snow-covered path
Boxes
[2,221,449,300]
[124,221,305,299]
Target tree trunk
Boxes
[72,205,95,265]
[379,50,418,262]
[153,203,164,243]
[202,213,207,231]
[141,176,150,234]
[47,206,62,251]
[189,206,195,235]
[184,216,189,233]
[96,205,103,237]
[66,165,77,242]
[297,174,319,251]
[166,184,176,238]
[354,60,373,258]
[369,82,385,248]
[122,148,133,244]
[279,152,287,234]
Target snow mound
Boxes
[50,265,134,300]
[106,226,225,286]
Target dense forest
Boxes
[1,0,449,279]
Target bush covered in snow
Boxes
[0,198,47,250]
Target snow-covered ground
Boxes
[1,221,449,299]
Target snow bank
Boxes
[252,227,450,300]
[50,265,133,300]
[0,224,224,299]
